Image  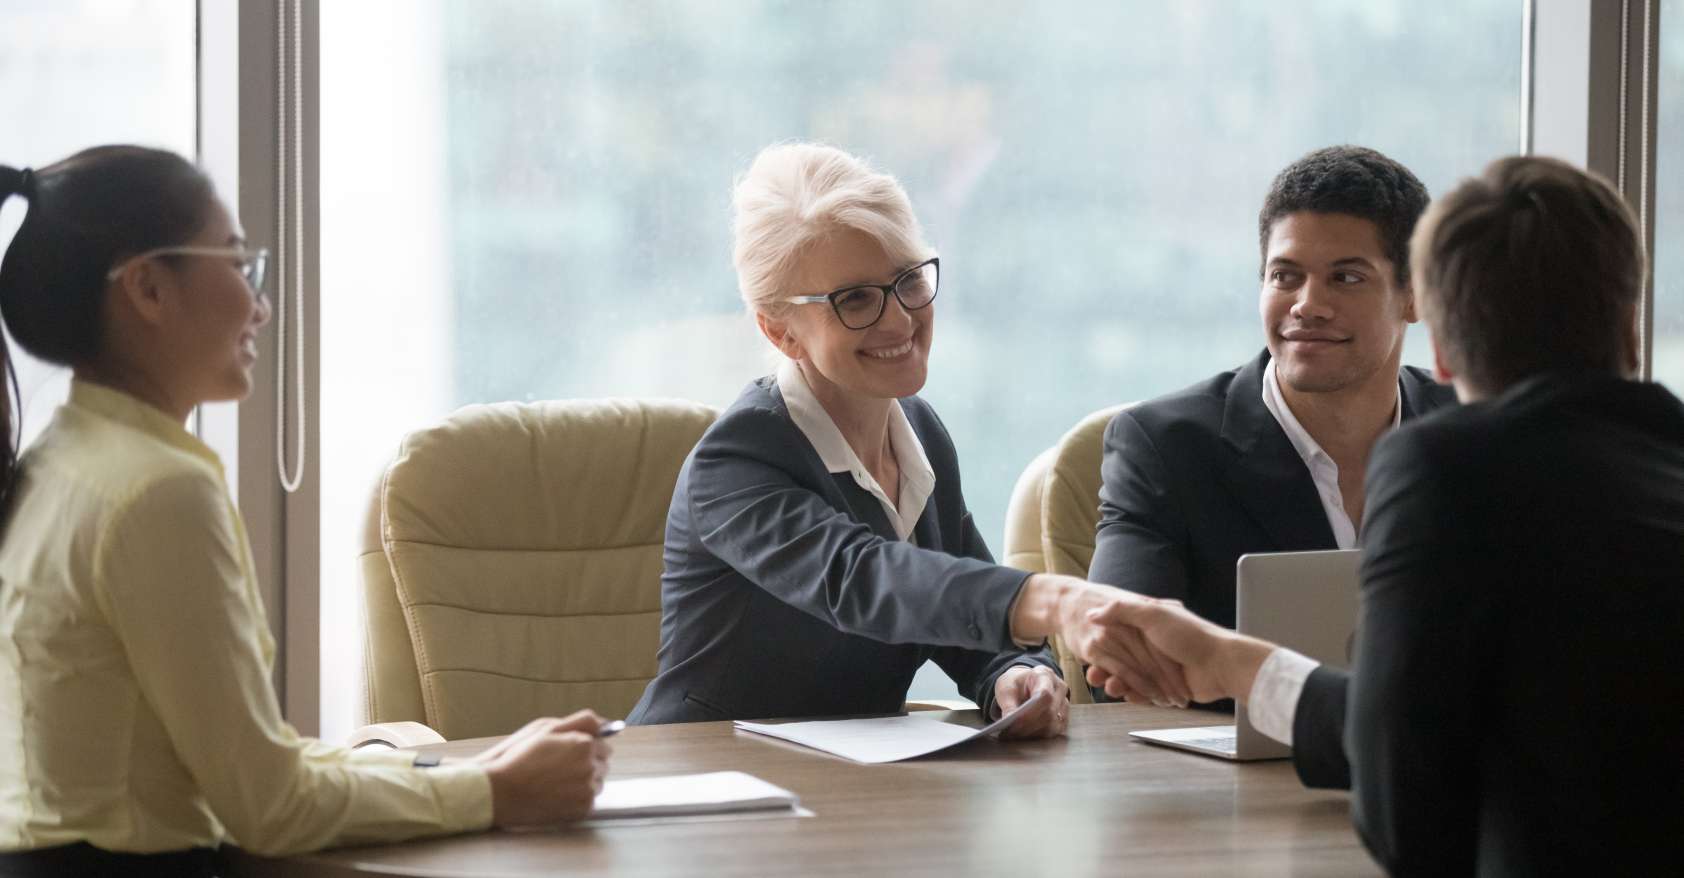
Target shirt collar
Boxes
[776,360,936,538]
[67,378,223,470]
[1260,358,1402,469]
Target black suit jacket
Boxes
[1088,349,1456,630]
[1290,373,1684,876]
[627,377,1056,725]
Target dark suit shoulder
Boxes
[709,375,858,441]
[1366,399,1491,533]
[1107,360,1250,455]
[1369,375,1684,579]
[1130,364,1242,422]
[712,376,787,424]
[684,378,814,478]
[1399,365,1457,418]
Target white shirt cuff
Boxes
[1245,647,1320,746]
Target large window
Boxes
[0,0,196,448]
[321,0,1521,740]
[1655,0,1684,388]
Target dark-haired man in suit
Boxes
[1087,146,1457,686]
[1095,156,1684,876]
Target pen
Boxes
[598,719,627,738]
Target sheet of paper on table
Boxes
[589,771,801,820]
[733,690,1050,764]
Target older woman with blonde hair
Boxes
[627,143,1188,731]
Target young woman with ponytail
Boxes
[0,147,610,877]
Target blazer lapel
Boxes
[830,472,901,540]
[910,491,942,550]
[1399,366,1454,419]
[1217,352,1337,552]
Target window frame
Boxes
[199,0,322,734]
[1529,0,1662,377]
[207,0,1662,734]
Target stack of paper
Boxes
[734,691,1049,763]
[589,771,800,820]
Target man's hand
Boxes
[1082,599,1275,705]
[1011,574,1194,706]
[992,665,1069,739]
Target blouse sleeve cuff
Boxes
[429,763,496,834]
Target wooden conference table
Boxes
[229,703,1378,877]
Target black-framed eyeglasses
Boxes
[783,257,940,330]
[105,245,270,294]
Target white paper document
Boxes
[733,691,1050,764]
[589,771,801,820]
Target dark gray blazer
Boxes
[627,377,1057,725]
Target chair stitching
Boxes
[422,669,655,685]
[382,456,441,727]
[384,539,664,553]
[405,604,659,618]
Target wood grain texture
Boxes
[228,703,1379,877]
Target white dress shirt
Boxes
[1259,359,1400,551]
[777,360,935,542]
[1246,361,1401,745]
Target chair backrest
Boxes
[358,398,717,740]
[359,472,426,727]
[1001,446,1058,574]
[1041,404,1131,579]
[1037,403,1131,703]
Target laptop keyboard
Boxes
[1178,736,1238,753]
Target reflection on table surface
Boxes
[229,703,1377,878]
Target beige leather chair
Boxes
[356,398,717,741]
[1001,447,1058,574]
[1002,404,1131,704]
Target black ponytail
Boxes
[0,146,215,518]
[0,165,32,517]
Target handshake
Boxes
[1010,574,1276,707]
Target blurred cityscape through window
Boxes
[319,0,1524,737]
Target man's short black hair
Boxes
[1258,145,1430,286]
[1411,156,1643,395]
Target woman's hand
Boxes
[477,711,613,829]
[1083,598,1275,706]
[1008,574,1192,707]
[992,665,1070,739]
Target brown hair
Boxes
[1410,156,1643,395]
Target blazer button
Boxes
[968,623,982,640]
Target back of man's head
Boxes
[1412,156,1644,396]
[1257,145,1430,286]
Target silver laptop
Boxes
[1129,549,1360,761]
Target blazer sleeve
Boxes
[1290,665,1352,790]
[1346,428,1488,876]
[931,507,1061,717]
[1088,409,1193,600]
[687,407,1032,652]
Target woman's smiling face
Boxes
[768,227,933,401]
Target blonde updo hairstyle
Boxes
[731,142,933,319]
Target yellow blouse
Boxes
[0,380,492,855]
